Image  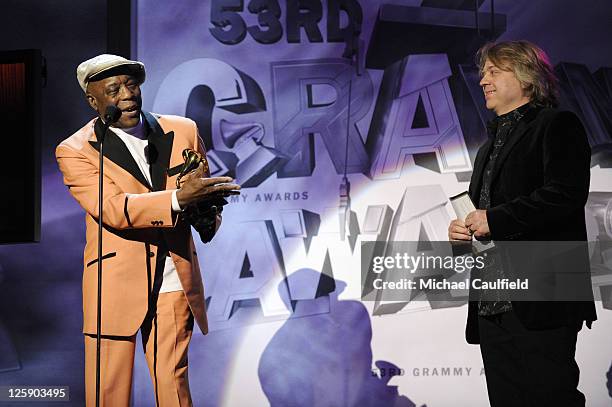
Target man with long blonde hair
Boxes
[448,40,596,406]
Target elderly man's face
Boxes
[479,59,530,115]
[86,74,142,128]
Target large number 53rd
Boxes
[209,0,283,45]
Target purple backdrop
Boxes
[1,0,612,406]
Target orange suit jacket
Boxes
[56,112,210,336]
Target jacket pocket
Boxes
[86,252,117,267]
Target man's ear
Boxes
[86,93,98,112]
[522,83,534,99]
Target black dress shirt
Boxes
[477,102,532,316]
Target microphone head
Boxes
[103,105,122,124]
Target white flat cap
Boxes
[76,54,145,92]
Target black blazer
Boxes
[465,106,597,344]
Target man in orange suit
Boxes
[56,54,240,406]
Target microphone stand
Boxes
[339,22,361,241]
[95,106,120,407]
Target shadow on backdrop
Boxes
[258,268,422,407]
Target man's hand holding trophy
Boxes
[175,149,241,242]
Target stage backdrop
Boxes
[0,1,611,406]
[128,0,612,405]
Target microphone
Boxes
[103,105,122,124]
[99,105,121,144]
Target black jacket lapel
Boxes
[489,107,541,188]
[89,118,153,190]
[469,137,494,202]
[143,112,174,192]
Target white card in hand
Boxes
[449,191,475,221]
[449,191,495,252]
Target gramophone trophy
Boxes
[176,149,228,243]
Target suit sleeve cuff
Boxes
[171,190,183,212]
[486,206,523,240]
